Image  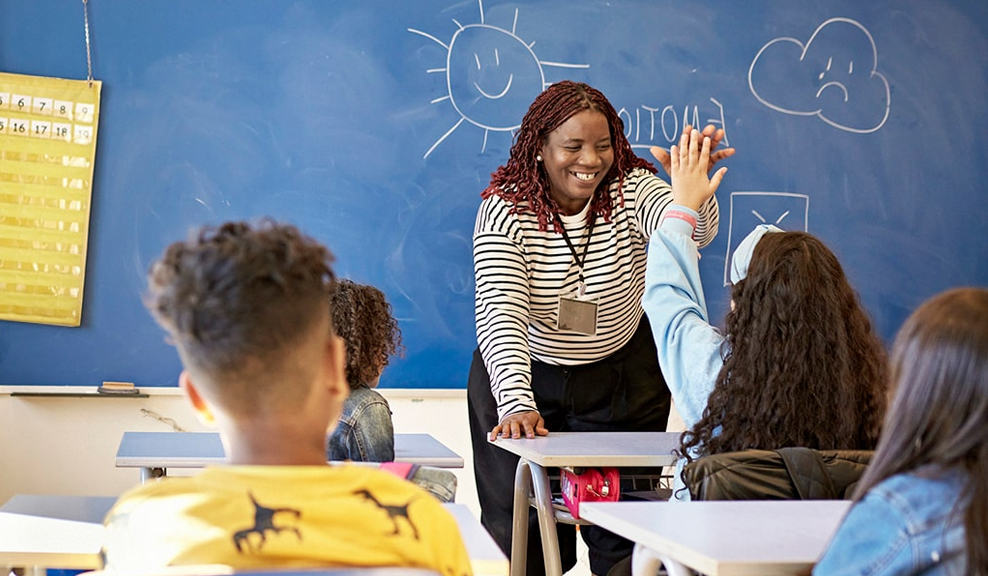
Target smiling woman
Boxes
[466,80,732,576]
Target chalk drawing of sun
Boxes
[408,0,588,159]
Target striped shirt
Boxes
[473,168,719,420]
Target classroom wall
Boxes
[0,388,480,517]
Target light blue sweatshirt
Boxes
[641,205,725,498]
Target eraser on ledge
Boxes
[99,381,140,395]
[100,381,135,389]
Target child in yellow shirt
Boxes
[102,220,472,576]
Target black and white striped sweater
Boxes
[473,168,719,420]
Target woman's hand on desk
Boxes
[490,410,548,440]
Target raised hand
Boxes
[650,124,735,177]
[670,127,728,212]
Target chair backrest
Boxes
[683,447,873,501]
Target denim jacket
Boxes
[326,384,395,462]
[813,468,969,576]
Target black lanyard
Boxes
[555,213,595,292]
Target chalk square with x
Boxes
[723,192,810,286]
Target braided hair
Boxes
[482,81,655,233]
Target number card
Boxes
[0,72,101,326]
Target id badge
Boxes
[557,292,598,336]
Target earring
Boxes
[536,155,543,162]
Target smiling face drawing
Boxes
[408,1,589,158]
[448,24,544,130]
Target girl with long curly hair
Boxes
[326,278,404,462]
[642,141,887,498]
[815,287,988,576]
[467,80,731,576]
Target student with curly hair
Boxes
[102,220,472,575]
[642,134,888,498]
[814,287,988,576]
[326,278,404,463]
[468,80,731,576]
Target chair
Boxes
[683,447,873,501]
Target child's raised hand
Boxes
[650,124,735,176]
[670,127,728,211]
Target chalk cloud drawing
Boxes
[724,192,810,286]
[748,18,890,133]
[408,0,588,158]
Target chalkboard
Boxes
[1,0,986,388]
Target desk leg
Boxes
[510,460,532,576]
[509,459,564,576]
[632,543,694,576]
[529,462,563,576]
[140,467,167,483]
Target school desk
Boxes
[578,500,852,576]
[116,431,464,482]
[0,501,106,569]
[491,431,680,576]
[0,495,506,576]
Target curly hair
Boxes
[680,231,888,463]
[854,287,988,575]
[145,219,335,411]
[482,80,655,233]
[329,279,404,389]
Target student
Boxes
[468,80,731,576]
[641,130,887,495]
[813,287,988,576]
[326,278,403,463]
[102,220,472,575]
[324,279,458,503]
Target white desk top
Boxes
[116,431,464,469]
[395,434,464,467]
[444,504,509,576]
[491,431,680,467]
[1,494,116,523]
[579,500,851,576]
[0,496,503,576]
[0,511,104,569]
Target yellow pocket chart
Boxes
[0,72,101,326]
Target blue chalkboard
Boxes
[1,0,986,388]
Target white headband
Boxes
[730,224,783,284]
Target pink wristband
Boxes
[662,210,697,237]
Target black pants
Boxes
[468,317,670,576]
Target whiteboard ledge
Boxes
[0,385,464,399]
[0,385,182,396]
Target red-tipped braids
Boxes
[482,80,656,232]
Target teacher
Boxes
[467,80,730,576]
